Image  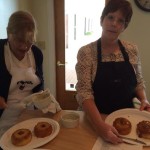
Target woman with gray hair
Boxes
[0,11,44,139]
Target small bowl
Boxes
[61,112,80,128]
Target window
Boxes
[65,0,105,91]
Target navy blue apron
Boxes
[92,39,137,114]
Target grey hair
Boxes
[7,10,37,42]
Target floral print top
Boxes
[75,39,145,106]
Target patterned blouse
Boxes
[75,39,145,106]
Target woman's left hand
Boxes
[140,101,150,112]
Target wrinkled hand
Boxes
[0,96,7,109]
[140,101,150,112]
[98,122,123,144]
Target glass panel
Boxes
[65,0,105,91]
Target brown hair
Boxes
[7,10,37,42]
[101,0,133,28]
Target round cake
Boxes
[113,117,132,135]
[137,120,150,139]
[11,128,32,146]
[34,121,52,138]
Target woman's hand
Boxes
[140,101,150,112]
[97,121,123,144]
[0,96,7,109]
[83,99,123,144]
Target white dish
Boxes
[105,108,150,146]
[61,112,80,128]
[0,118,60,150]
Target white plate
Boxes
[105,108,150,146]
[0,118,60,150]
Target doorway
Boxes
[54,0,105,109]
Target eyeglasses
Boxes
[106,14,126,26]
[9,33,35,49]
[13,38,34,49]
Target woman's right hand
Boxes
[0,96,7,109]
[98,121,123,144]
[82,99,123,144]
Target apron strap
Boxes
[118,40,129,62]
[97,38,102,63]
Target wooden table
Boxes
[18,109,150,150]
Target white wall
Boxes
[121,0,150,100]
[0,0,18,38]
[30,0,56,96]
